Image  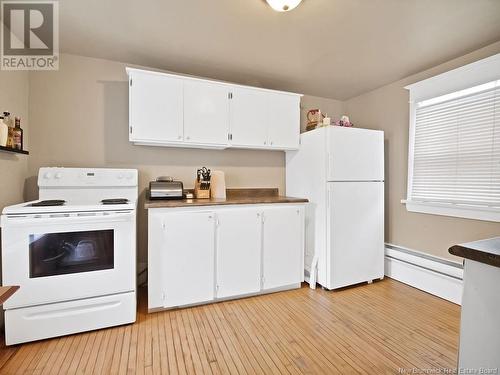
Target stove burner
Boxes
[30,200,66,207]
[101,198,129,205]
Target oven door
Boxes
[1,210,136,309]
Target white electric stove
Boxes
[1,167,138,345]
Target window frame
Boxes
[404,53,500,222]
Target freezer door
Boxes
[327,182,384,289]
[327,127,384,181]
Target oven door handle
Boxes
[2,211,135,226]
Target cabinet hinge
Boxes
[129,78,132,86]
[228,133,233,141]
[228,92,233,99]
[162,292,166,301]
[129,126,132,134]
[216,285,220,291]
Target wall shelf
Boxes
[0,146,29,155]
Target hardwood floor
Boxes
[0,278,460,374]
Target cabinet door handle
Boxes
[186,136,191,140]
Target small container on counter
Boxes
[210,170,226,199]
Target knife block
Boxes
[194,180,210,199]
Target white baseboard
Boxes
[385,243,463,305]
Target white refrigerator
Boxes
[286,126,384,290]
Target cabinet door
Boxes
[161,211,215,308]
[262,206,303,290]
[229,87,269,148]
[129,71,184,143]
[266,93,300,149]
[216,208,262,298]
[184,80,229,145]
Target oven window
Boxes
[29,230,114,278]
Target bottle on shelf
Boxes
[3,111,14,148]
[0,115,7,147]
[13,117,23,150]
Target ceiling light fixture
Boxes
[265,0,302,12]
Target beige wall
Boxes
[0,70,29,209]
[25,53,341,265]
[300,95,344,132]
[344,41,500,261]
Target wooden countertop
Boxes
[0,286,19,305]
[449,237,500,268]
[145,188,308,209]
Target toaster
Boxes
[149,177,184,200]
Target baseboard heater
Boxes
[384,243,463,305]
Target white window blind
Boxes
[410,79,500,208]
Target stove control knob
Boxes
[54,172,62,179]
[43,172,52,179]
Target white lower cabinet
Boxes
[148,204,305,311]
[216,208,262,298]
[262,206,303,290]
[160,211,216,308]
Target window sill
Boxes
[401,199,500,222]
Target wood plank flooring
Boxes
[0,278,460,374]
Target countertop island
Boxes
[449,237,500,372]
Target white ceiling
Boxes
[60,0,500,100]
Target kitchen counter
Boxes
[0,286,19,305]
[449,237,500,268]
[144,188,308,209]
[449,237,500,371]
[146,187,307,312]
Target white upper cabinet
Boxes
[266,93,301,149]
[229,88,300,150]
[127,67,301,151]
[128,70,184,143]
[229,87,269,148]
[184,80,230,146]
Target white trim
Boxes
[133,140,228,150]
[403,200,500,223]
[404,53,500,221]
[406,100,417,201]
[404,52,500,102]
[384,244,463,305]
